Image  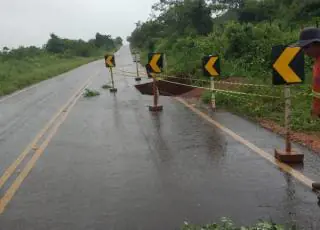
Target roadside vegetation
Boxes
[127,0,320,132]
[182,218,288,230]
[0,33,122,96]
[83,88,100,98]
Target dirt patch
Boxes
[259,119,320,154]
[180,88,205,99]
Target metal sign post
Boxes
[153,76,158,107]
[284,85,291,153]
[109,67,117,93]
[148,53,164,112]
[202,55,220,111]
[135,53,141,81]
[211,77,216,110]
[104,54,117,93]
[272,45,304,163]
[149,73,163,112]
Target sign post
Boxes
[211,78,216,109]
[105,54,117,93]
[134,53,141,81]
[148,53,164,112]
[109,67,117,93]
[284,85,291,153]
[272,45,304,163]
[202,55,220,110]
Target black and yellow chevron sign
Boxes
[104,55,116,68]
[148,53,163,73]
[272,45,304,85]
[202,55,220,77]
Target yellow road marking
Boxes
[175,97,314,189]
[0,84,86,214]
[0,73,97,190]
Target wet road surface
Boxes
[0,46,320,229]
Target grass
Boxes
[0,54,100,97]
[212,60,320,132]
[83,88,100,98]
[182,218,290,230]
[201,90,212,104]
[185,58,320,133]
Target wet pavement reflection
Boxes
[0,46,319,230]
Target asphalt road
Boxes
[0,46,320,229]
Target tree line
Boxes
[127,0,320,76]
[1,33,123,60]
[127,0,320,132]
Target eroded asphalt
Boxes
[0,46,320,230]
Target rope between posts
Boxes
[159,79,281,99]
[113,71,280,99]
[116,69,272,88]
[156,75,271,88]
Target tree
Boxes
[46,33,65,53]
[115,37,123,46]
[2,47,9,53]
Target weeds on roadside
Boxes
[83,88,100,98]
[182,218,288,230]
[201,90,212,104]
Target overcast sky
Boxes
[0,0,158,48]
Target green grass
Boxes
[201,90,212,104]
[182,219,287,230]
[0,54,99,97]
[83,88,100,98]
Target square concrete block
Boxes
[275,149,304,164]
[149,105,163,112]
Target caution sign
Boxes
[272,45,304,85]
[148,53,163,73]
[105,55,116,68]
[203,55,220,77]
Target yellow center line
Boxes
[175,97,315,189]
[0,72,98,190]
[0,82,87,214]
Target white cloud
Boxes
[0,0,158,48]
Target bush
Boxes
[201,90,212,104]
[83,89,100,98]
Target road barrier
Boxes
[114,69,280,99]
